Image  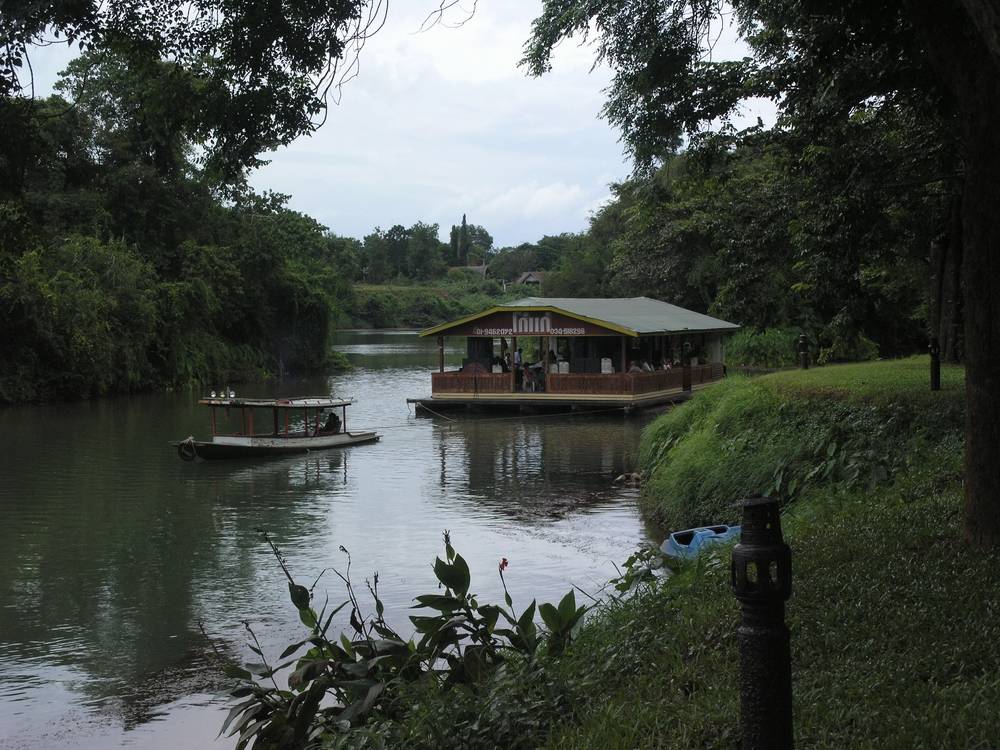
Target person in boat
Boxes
[322,410,342,434]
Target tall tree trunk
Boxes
[931,192,965,362]
[960,70,1000,546]
[912,0,1000,546]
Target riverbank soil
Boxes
[354,357,1000,749]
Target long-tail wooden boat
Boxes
[173,396,380,461]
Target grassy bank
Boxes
[233,358,1000,749]
[344,273,516,329]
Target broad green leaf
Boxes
[557,590,576,624]
[288,582,310,610]
[433,554,471,595]
[538,602,561,631]
[223,663,252,680]
[299,607,317,629]
[412,594,462,611]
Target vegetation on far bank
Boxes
[218,358,998,749]
[343,271,516,330]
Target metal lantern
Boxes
[731,496,793,750]
[797,334,809,370]
[929,337,941,391]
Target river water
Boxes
[0,331,655,748]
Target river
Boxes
[0,330,656,748]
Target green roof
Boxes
[421,297,740,337]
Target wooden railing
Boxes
[432,371,512,394]
[431,364,724,396]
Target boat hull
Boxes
[175,432,380,461]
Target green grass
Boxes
[639,357,965,530]
[346,278,518,329]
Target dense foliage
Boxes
[217,532,587,749]
[0,72,354,402]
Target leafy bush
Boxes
[214,533,587,749]
[725,327,800,368]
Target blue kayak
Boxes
[661,525,741,559]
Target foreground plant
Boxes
[213,531,588,749]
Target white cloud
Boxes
[475,181,586,221]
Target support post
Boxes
[512,335,518,392]
[929,337,941,391]
[438,336,445,373]
[682,340,692,391]
[731,497,793,750]
[620,336,627,374]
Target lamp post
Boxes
[731,496,793,750]
[929,337,941,391]
[797,334,809,370]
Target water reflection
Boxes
[0,330,653,749]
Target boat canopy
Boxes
[197,397,353,409]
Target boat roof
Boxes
[420,296,740,337]
[198,397,354,409]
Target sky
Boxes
[28,2,775,248]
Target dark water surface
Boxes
[0,331,655,748]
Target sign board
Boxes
[441,311,622,337]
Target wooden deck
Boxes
[410,363,725,414]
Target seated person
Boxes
[322,410,342,434]
[628,361,643,373]
[641,359,654,372]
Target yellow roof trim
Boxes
[419,305,638,338]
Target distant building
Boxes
[515,271,546,285]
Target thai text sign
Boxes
[441,310,620,337]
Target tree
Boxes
[405,221,448,280]
[458,213,470,265]
[2,0,388,181]
[525,0,1000,545]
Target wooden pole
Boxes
[210,407,217,436]
[620,336,627,374]
[343,405,347,433]
[438,336,445,373]
[247,409,254,437]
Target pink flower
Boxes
[499,558,509,573]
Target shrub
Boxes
[726,327,799,368]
